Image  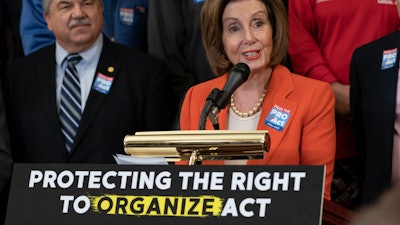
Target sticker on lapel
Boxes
[93,73,114,94]
[193,0,206,3]
[119,7,134,25]
[264,105,291,132]
[381,47,397,70]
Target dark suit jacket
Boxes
[350,31,400,205]
[5,37,176,164]
[0,79,12,224]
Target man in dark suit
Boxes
[147,0,214,106]
[350,0,400,205]
[4,0,176,164]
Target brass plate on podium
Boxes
[124,130,270,164]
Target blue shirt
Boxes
[102,0,148,51]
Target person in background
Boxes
[179,0,336,200]
[0,84,12,225]
[0,0,21,223]
[20,0,149,55]
[5,0,175,164]
[288,0,400,208]
[350,0,400,206]
[147,0,214,108]
[349,186,400,225]
[0,0,23,74]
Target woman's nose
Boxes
[243,27,256,44]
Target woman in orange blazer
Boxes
[180,0,335,200]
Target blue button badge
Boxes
[264,105,291,132]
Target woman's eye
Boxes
[228,25,239,32]
[253,20,264,28]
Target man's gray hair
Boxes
[42,0,52,14]
[41,0,104,14]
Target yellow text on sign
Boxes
[90,195,223,217]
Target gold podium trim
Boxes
[124,130,270,165]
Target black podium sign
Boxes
[6,164,325,225]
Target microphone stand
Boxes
[208,107,220,130]
[198,88,221,130]
[198,62,250,130]
[207,88,233,130]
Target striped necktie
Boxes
[60,54,82,152]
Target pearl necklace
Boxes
[230,88,267,118]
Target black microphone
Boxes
[213,62,250,113]
[201,63,250,130]
[198,63,250,130]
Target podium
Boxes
[6,130,355,225]
[6,164,328,225]
[322,199,355,225]
[124,130,356,225]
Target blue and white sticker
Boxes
[92,73,114,94]
[119,7,134,25]
[264,105,291,131]
[193,0,206,3]
[381,47,397,70]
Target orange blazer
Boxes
[180,65,336,200]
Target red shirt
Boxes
[289,0,400,84]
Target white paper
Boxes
[113,154,168,165]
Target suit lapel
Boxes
[257,67,297,157]
[379,37,399,134]
[214,66,297,157]
[72,38,120,151]
[380,49,399,105]
[37,46,67,153]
